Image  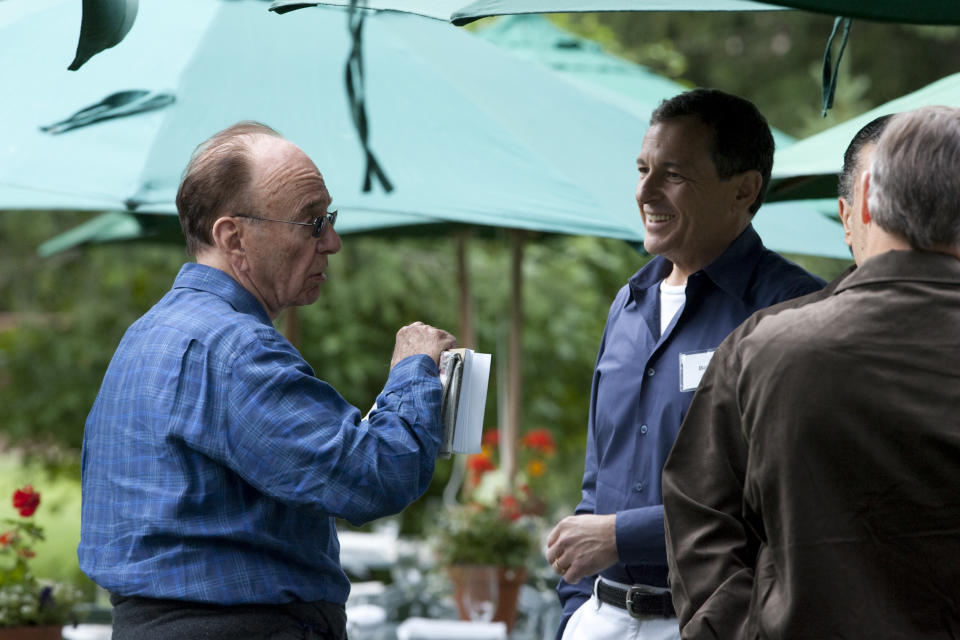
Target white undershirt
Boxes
[659,281,686,335]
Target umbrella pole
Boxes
[455,230,475,349]
[504,229,525,487]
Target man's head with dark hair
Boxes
[838,114,893,203]
[650,88,774,215]
[837,114,893,264]
[637,88,772,283]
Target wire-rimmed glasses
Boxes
[235,210,337,237]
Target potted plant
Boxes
[433,428,557,631]
[0,485,81,639]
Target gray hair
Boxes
[868,106,960,250]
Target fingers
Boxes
[391,322,458,368]
[546,518,571,577]
[544,514,618,584]
[552,557,567,576]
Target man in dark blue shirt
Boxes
[80,122,456,639]
[545,89,825,640]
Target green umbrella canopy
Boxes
[770,71,960,202]
[475,14,796,149]
[27,2,847,258]
[1,0,657,241]
[473,14,847,258]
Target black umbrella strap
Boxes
[345,0,394,193]
[821,16,852,117]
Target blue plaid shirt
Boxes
[79,263,443,605]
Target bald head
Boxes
[176,121,282,257]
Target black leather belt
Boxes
[595,580,676,618]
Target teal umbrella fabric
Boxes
[474,14,847,258]
[475,14,797,150]
[12,0,846,258]
[769,71,960,202]
[1,0,645,240]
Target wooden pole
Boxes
[455,230,475,349]
[504,229,525,487]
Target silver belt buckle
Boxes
[625,585,644,618]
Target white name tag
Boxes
[679,349,715,392]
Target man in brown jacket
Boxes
[663,106,960,639]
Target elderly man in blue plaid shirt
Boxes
[79,122,456,639]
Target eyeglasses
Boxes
[234,211,337,238]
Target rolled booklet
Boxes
[438,348,491,458]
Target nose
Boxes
[635,172,658,206]
[318,225,342,254]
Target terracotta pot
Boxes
[0,626,62,640]
[447,564,528,632]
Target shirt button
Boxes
[646,367,655,377]
[640,424,648,434]
[634,482,645,492]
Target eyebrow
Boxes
[300,198,333,220]
[636,158,686,170]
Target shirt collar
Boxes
[627,224,764,302]
[835,249,960,293]
[173,263,273,326]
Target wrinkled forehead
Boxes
[251,135,331,215]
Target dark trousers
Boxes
[110,593,347,640]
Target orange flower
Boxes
[12,485,40,518]
[0,530,14,547]
[522,428,556,455]
[18,548,35,559]
[526,459,547,478]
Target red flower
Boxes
[0,531,13,547]
[466,452,496,486]
[12,485,40,518]
[499,494,522,521]
[522,428,556,455]
[481,430,499,447]
[467,453,496,475]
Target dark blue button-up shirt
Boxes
[79,263,443,606]
[557,225,825,620]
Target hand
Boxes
[391,321,457,368]
[545,513,618,584]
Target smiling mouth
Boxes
[645,213,676,223]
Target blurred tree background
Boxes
[2,8,959,589]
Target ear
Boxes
[210,216,248,273]
[837,197,854,248]
[733,170,763,212]
[859,171,873,225]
